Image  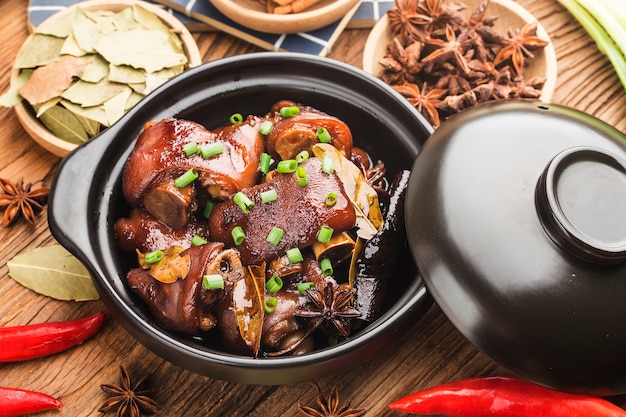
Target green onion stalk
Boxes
[556,0,626,91]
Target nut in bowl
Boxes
[5,0,202,158]
[209,0,360,34]
[362,0,557,128]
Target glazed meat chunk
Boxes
[208,157,357,265]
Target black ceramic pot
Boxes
[47,52,433,385]
[406,100,626,395]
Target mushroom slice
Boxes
[312,231,356,264]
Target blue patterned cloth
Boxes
[27,0,393,55]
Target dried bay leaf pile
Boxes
[0,5,189,145]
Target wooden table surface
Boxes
[1,0,625,416]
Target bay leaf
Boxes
[94,29,187,73]
[132,4,170,32]
[15,34,65,69]
[144,72,168,95]
[128,82,147,95]
[233,265,265,357]
[80,54,109,83]
[39,104,89,144]
[35,12,74,38]
[7,245,99,301]
[76,111,102,137]
[18,55,90,105]
[109,63,146,84]
[61,99,109,126]
[84,9,120,35]
[61,78,125,107]
[125,91,144,110]
[0,69,31,107]
[114,7,137,30]
[312,143,383,239]
[104,86,132,126]
[72,7,102,53]
[35,97,61,118]
[61,33,87,57]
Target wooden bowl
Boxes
[12,0,202,158]
[210,0,360,34]
[362,0,557,102]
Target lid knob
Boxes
[536,146,626,264]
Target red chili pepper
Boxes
[0,312,106,362]
[389,376,626,417]
[0,386,62,417]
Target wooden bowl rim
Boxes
[13,0,202,158]
[209,0,361,34]
[362,0,558,103]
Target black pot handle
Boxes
[47,123,122,278]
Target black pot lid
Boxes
[405,100,626,395]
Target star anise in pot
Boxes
[0,177,49,227]
[298,381,366,417]
[295,282,361,338]
[99,367,160,417]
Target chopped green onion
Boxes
[295,150,309,163]
[325,192,337,206]
[265,275,283,294]
[279,106,300,117]
[204,200,216,219]
[320,258,333,276]
[200,142,225,158]
[144,250,164,264]
[266,227,284,245]
[230,113,243,124]
[233,191,254,214]
[183,141,199,156]
[297,282,315,295]
[276,159,298,173]
[231,226,246,245]
[321,156,334,174]
[203,274,225,290]
[316,127,331,143]
[259,152,272,174]
[286,247,303,264]
[327,335,339,346]
[296,167,308,187]
[259,120,274,135]
[264,297,278,313]
[317,225,333,243]
[191,234,208,246]
[260,188,278,203]
[174,168,198,188]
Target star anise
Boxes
[392,82,447,127]
[494,21,549,75]
[295,282,361,337]
[0,178,49,227]
[378,38,424,85]
[418,0,466,32]
[387,0,432,44]
[378,0,550,128]
[99,367,160,417]
[298,381,366,417]
[457,0,506,61]
[422,24,472,74]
